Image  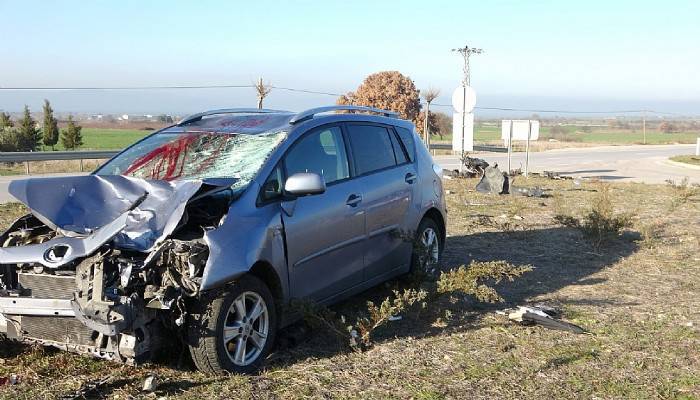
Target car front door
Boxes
[344,123,417,282]
[281,125,366,301]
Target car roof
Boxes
[160,106,415,135]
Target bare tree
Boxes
[255,77,272,109]
[421,87,440,147]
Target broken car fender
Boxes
[199,183,289,298]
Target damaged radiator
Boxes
[17,272,75,300]
[21,316,96,344]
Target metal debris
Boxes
[539,170,573,180]
[498,305,586,334]
[476,166,507,194]
[143,374,160,392]
[509,185,545,198]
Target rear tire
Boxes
[409,218,443,277]
[187,274,277,375]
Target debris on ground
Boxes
[509,185,545,198]
[0,374,19,386]
[476,166,508,194]
[143,374,160,392]
[63,376,112,400]
[537,170,573,180]
[461,154,490,176]
[497,305,586,334]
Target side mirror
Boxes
[284,172,326,196]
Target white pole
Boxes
[507,120,513,174]
[525,120,531,177]
[696,137,699,156]
[460,86,467,173]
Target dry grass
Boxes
[1,176,699,399]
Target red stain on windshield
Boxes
[124,132,232,181]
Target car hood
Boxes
[7,175,235,252]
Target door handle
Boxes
[405,173,417,184]
[346,194,362,207]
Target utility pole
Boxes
[642,110,647,145]
[452,44,483,87]
[452,44,483,172]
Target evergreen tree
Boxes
[61,115,83,150]
[42,99,59,150]
[17,105,40,151]
[0,112,12,129]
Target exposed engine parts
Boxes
[0,176,228,365]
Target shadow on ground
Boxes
[0,226,640,396]
[266,225,639,369]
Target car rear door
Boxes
[344,123,418,282]
[281,124,366,301]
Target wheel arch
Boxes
[422,207,446,246]
[248,260,284,317]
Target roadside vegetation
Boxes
[671,155,700,166]
[1,176,698,399]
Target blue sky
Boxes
[1,0,699,115]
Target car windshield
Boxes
[96,130,287,188]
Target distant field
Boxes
[47,128,150,151]
[434,125,699,146]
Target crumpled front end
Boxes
[0,175,232,363]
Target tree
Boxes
[61,115,83,150]
[337,71,422,127]
[158,114,173,123]
[433,112,452,139]
[420,87,440,145]
[0,112,12,129]
[658,121,674,133]
[415,111,439,140]
[42,99,59,150]
[255,77,272,109]
[17,105,41,151]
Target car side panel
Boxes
[199,182,289,300]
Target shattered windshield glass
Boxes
[96,131,287,188]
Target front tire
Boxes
[188,274,277,374]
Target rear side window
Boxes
[395,127,416,162]
[389,130,408,164]
[346,125,397,175]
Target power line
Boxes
[0,84,690,116]
[0,84,257,90]
[429,103,683,115]
[0,84,343,96]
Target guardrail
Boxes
[0,143,507,175]
[0,150,119,174]
[429,143,508,153]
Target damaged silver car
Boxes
[0,106,446,374]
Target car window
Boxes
[284,126,349,185]
[389,129,408,164]
[346,125,397,175]
[395,127,416,162]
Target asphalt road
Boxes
[0,144,697,204]
[435,144,700,184]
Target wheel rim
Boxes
[419,227,440,274]
[223,291,270,366]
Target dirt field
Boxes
[0,176,698,399]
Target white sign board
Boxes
[501,120,540,142]
[451,86,477,113]
[452,112,474,152]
